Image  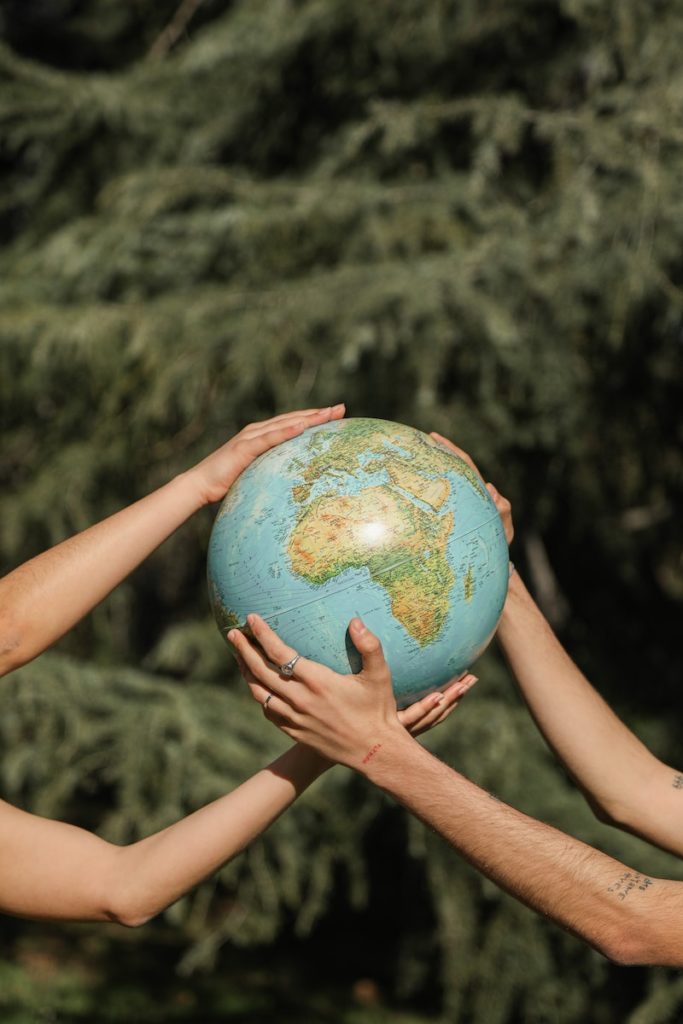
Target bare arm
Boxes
[498,571,683,855]
[0,744,328,925]
[231,614,683,968]
[360,732,683,966]
[0,406,344,676]
[430,433,683,857]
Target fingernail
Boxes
[351,617,366,633]
[333,403,345,411]
[247,614,256,626]
[461,676,478,693]
[227,630,236,642]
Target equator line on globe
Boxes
[207,417,508,708]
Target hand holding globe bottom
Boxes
[208,417,510,709]
[232,616,478,740]
[229,614,480,761]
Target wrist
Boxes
[354,723,418,784]
[500,564,525,619]
[293,744,334,776]
[173,466,215,512]
[278,743,334,785]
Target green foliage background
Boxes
[1,0,683,1020]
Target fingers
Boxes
[228,627,295,699]
[244,614,326,687]
[404,698,459,736]
[398,674,478,736]
[485,481,511,512]
[427,700,460,730]
[485,483,514,544]
[234,649,270,703]
[398,690,446,729]
[430,432,512,530]
[348,619,389,679]
[243,405,346,437]
[235,404,346,461]
[242,420,309,455]
[429,432,481,476]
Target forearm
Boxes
[0,469,203,675]
[362,730,681,966]
[0,745,328,925]
[497,571,670,829]
[111,744,329,925]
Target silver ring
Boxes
[263,693,274,708]
[279,654,301,677]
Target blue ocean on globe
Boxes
[208,417,509,708]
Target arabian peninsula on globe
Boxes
[207,418,509,708]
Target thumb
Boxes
[349,619,388,678]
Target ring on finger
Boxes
[263,693,274,709]
[279,654,301,677]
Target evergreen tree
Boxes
[1,1,682,1020]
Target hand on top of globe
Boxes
[429,432,514,546]
[229,614,478,765]
[187,405,346,506]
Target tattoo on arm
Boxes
[607,871,654,901]
[672,774,683,789]
[362,743,383,765]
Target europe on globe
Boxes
[208,418,509,708]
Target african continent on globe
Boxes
[208,418,509,708]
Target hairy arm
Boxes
[360,730,683,967]
[231,613,683,968]
[0,745,328,925]
[0,406,343,677]
[498,571,683,856]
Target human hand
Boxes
[187,405,346,506]
[430,432,514,545]
[228,615,476,768]
[397,672,477,737]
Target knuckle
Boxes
[286,707,302,728]
[293,689,313,714]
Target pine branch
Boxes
[146,0,205,61]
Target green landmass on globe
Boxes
[208,417,509,707]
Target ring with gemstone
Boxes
[279,654,301,677]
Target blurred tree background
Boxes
[1,0,683,1020]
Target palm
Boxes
[192,406,344,505]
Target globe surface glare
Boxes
[208,418,509,708]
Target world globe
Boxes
[208,417,509,708]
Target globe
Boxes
[207,417,509,709]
